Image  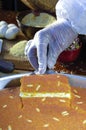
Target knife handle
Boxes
[0,59,15,73]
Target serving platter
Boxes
[0,70,86,90]
[0,70,86,130]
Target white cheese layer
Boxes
[20,92,71,99]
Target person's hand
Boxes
[25,19,78,74]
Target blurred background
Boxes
[0,0,29,11]
[0,0,86,75]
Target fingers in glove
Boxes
[24,40,33,55]
[25,41,38,70]
[37,43,48,74]
[34,30,50,74]
[47,41,60,69]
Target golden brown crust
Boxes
[0,86,86,130]
[20,74,71,93]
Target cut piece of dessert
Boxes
[20,74,72,99]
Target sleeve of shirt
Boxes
[55,0,86,34]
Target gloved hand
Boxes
[25,19,78,74]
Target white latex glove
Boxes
[25,19,78,74]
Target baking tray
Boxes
[0,70,86,90]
